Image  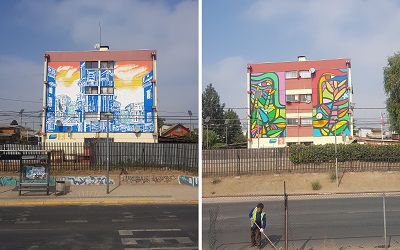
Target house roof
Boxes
[161,124,190,136]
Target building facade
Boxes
[247,56,353,148]
[41,47,158,143]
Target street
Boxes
[0,204,198,249]
[203,195,400,249]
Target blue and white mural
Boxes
[45,60,155,134]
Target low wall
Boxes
[0,175,198,186]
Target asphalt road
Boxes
[0,204,198,250]
[203,195,400,249]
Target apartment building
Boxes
[247,56,353,148]
[41,47,158,143]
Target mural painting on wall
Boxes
[312,68,350,136]
[45,61,154,134]
[250,72,286,138]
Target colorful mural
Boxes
[312,69,350,136]
[250,72,286,138]
[45,61,154,133]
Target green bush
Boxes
[289,143,400,164]
[311,180,322,190]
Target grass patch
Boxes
[329,171,337,182]
[211,177,221,184]
[311,180,322,190]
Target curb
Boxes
[0,199,198,206]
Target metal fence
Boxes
[203,148,400,177]
[203,192,400,250]
[0,142,198,173]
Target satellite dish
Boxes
[134,125,140,133]
[316,113,323,120]
[309,68,316,74]
[94,43,100,50]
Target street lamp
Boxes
[225,119,229,145]
[105,112,112,194]
[19,109,24,126]
[188,110,192,132]
[205,116,210,149]
[334,118,339,187]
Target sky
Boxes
[203,0,400,129]
[0,0,198,129]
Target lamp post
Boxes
[334,118,339,187]
[188,110,192,132]
[19,109,24,126]
[205,116,210,149]
[105,112,112,194]
[225,119,229,145]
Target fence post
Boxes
[383,192,387,250]
[284,181,288,250]
[236,152,240,176]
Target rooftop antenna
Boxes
[99,21,102,46]
[94,22,102,50]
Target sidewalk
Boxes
[0,184,198,206]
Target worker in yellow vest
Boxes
[249,203,266,248]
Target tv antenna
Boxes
[94,22,102,50]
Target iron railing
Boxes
[0,142,198,174]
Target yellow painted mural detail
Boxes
[56,66,80,87]
[114,64,149,89]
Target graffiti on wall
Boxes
[250,72,286,138]
[178,175,199,187]
[61,176,115,185]
[119,175,177,184]
[312,69,350,136]
[0,177,19,186]
[45,60,155,135]
[0,177,56,186]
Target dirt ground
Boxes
[202,171,400,197]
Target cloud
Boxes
[0,0,198,125]
[234,0,400,124]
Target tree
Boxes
[157,117,166,130]
[223,109,246,144]
[384,52,400,132]
[203,129,218,149]
[10,120,18,125]
[202,83,225,141]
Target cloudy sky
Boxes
[0,0,198,129]
[203,0,400,128]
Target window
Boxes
[100,61,114,69]
[85,112,98,122]
[300,94,312,103]
[100,86,114,94]
[300,117,312,126]
[286,94,298,102]
[299,70,311,78]
[287,118,298,125]
[100,112,114,121]
[85,61,98,69]
[285,70,297,79]
[85,86,98,94]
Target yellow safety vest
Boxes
[250,207,265,227]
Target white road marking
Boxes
[121,237,193,245]
[119,229,181,235]
[65,220,88,223]
[15,221,40,224]
[112,219,133,222]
